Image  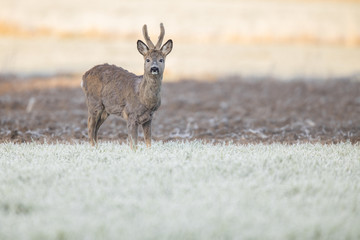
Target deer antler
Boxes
[142,24,155,49]
[155,23,165,50]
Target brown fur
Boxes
[81,23,173,148]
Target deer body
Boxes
[81,24,173,148]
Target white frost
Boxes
[0,142,359,240]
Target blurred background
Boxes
[1,0,360,80]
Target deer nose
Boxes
[151,67,159,75]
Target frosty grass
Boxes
[0,141,359,240]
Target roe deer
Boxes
[81,23,173,149]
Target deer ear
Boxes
[161,39,173,56]
[137,40,149,56]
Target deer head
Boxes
[137,23,173,78]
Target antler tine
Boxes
[155,23,165,49]
[142,24,155,49]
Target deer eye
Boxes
[146,59,150,62]
[159,59,164,63]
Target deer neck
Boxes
[139,73,162,109]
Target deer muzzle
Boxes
[151,66,159,75]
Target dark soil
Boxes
[1,75,359,144]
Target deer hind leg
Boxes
[94,111,109,143]
[88,114,97,146]
[142,120,152,148]
[87,104,103,146]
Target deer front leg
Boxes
[127,121,138,150]
[142,120,152,148]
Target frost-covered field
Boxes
[1,142,359,240]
